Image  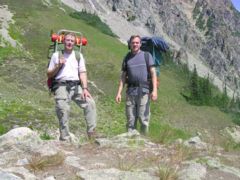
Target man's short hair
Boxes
[64,32,76,39]
[129,35,141,43]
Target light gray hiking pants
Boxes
[54,85,96,140]
[125,93,150,134]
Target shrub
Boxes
[28,151,65,171]
[40,132,53,140]
[157,164,178,180]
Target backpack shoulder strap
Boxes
[73,50,81,82]
[58,50,64,60]
[144,52,150,73]
[124,52,131,63]
[53,50,64,77]
[123,52,131,71]
[74,50,81,62]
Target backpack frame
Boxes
[47,29,84,93]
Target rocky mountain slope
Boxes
[61,0,240,97]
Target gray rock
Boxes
[205,157,240,178]
[224,126,240,143]
[183,136,207,150]
[16,158,29,166]
[178,162,207,180]
[0,167,36,180]
[33,142,62,157]
[43,176,56,180]
[95,131,146,148]
[0,127,41,149]
[76,168,158,180]
[64,156,85,170]
[0,170,22,180]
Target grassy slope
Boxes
[0,0,235,143]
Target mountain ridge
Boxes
[61,0,240,97]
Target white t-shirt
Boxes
[48,51,86,81]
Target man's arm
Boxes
[47,64,62,78]
[115,71,127,103]
[150,67,157,101]
[47,56,65,78]
[79,71,92,99]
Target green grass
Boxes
[0,0,236,146]
[221,138,240,152]
[40,132,54,140]
[196,13,206,31]
[8,24,23,42]
[0,34,19,63]
[69,11,117,37]
[0,124,7,135]
[0,45,15,63]
[193,3,201,20]
[0,99,56,132]
[230,112,240,125]
[149,122,190,144]
[232,31,240,37]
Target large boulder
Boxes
[0,127,41,149]
[178,162,207,180]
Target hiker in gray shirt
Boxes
[115,35,158,135]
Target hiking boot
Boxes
[87,131,105,140]
[140,125,149,136]
[87,131,96,140]
[59,135,72,143]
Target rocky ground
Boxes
[0,5,16,47]
[0,127,240,180]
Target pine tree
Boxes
[220,84,229,109]
[201,74,212,105]
[190,65,200,103]
[236,97,240,111]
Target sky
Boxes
[231,0,240,11]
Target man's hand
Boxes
[54,56,66,70]
[58,56,66,67]
[115,93,122,103]
[151,90,157,101]
[82,89,92,100]
[47,57,66,78]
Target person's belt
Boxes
[57,80,80,86]
[127,82,149,89]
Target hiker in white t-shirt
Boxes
[47,32,97,141]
